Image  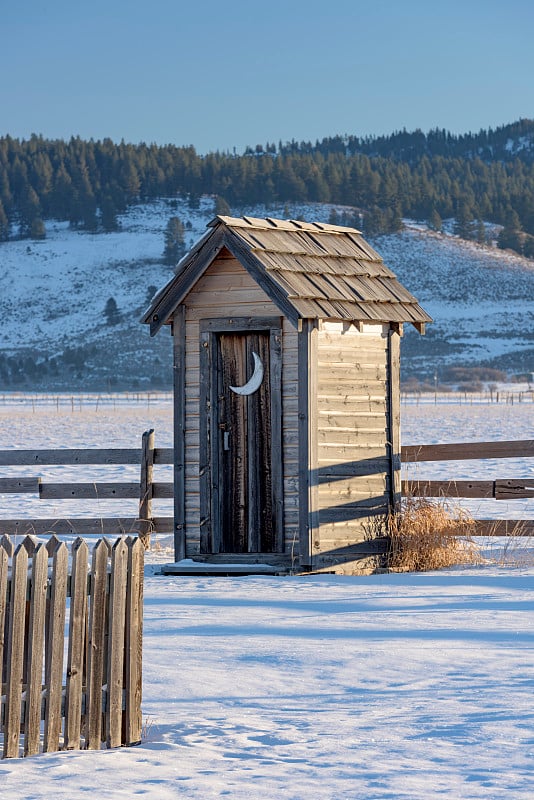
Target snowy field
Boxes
[1,398,533,798]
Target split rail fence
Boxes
[0,429,173,547]
[0,534,144,758]
[1,433,533,542]
[401,439,534,535]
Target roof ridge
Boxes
[210,214,362,234]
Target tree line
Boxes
[1,120,533,257]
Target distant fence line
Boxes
[0,390,531,409]
[0,392,173,410]
[402,389,534,405]
[0,534,144,758]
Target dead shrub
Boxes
[386,497,481,572]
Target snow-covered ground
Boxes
[1,399,533,798]
[4,568,534,800]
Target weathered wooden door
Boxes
[216,332,274,553]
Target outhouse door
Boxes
[199,318,283,555]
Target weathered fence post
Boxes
[64,537,89,750]
[3,544,28,758]
[24,544,48,756]
[124,536,144,745]
[86,539,109,750]
[0,540,9,711]
[43,542,68,753]
[106,538,128,748]
[139,429,155,549]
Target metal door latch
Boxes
[223,431,230,451]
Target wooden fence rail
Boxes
[0,534,144,758]
[401,440,534,536]
[1,434,533,544]
[0,429,173,546]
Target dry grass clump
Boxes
[387,497,481,572]
[482,522,534,567]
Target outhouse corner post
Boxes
[172,305,186,562]
[387,325,402,512]
[297,318,320,568]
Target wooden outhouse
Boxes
[143,216,431,573]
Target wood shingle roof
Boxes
[143,215,432,334]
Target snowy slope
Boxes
[379,224,534,377]
[1,198,533,389]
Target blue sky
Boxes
[2,0,533,154]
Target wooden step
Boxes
[160,559,285,576]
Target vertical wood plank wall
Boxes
[313,321,392,563]
[180,252,299,556]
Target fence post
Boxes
[3,544,28,758]
[124,536,144,746]
[106,538,128,748]
[24,544,48,756]
[139,429,155,550]
[64,538,89,751]
[86,540,109,750]
[43,542,68,753]
[0,542,9,702]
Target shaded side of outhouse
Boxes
[142,215,431,574]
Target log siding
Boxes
[311,321,393,567]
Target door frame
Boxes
[199,316,284,554]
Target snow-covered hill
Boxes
[1,197,533,390]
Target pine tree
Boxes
[145,285,158,305]
[104,296,121,325]
[214,195,231,216]
[428,208,442,232]
[18,185,41,238]
[163,216,186,265]
[30,217,46,240]
[475,219,486,245]
[0,199,8,241]
[497,226,523,253]
[364,206,386,236]
[100,195,119,231]
[523,235,534,259]
[328,208,339,225]
[454,202,475,240]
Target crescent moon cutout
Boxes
[229,351,264,396]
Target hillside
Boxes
[2,120,534,258]
[1,198,533,391]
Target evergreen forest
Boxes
[1,118,534,257]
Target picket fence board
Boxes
[44,543,68,753]
[124,537,144,746]
[3,545,28,758]
[107,539,128,748]
[64,538,89,751]
[24,544,48,756]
